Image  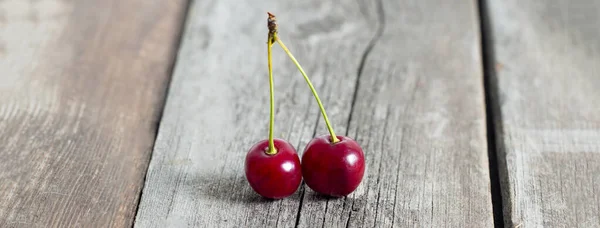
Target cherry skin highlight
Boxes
[301,135,365,197]
[245,138,302,199]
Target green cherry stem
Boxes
[266,12,279,154]
[274,36,340,144]
[266,34,277,154]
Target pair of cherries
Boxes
[244,13,365,199]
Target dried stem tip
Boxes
[267,12,277,38]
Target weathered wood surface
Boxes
[0,0,188,227]
[483,0,600,227]
[310,0,495,226]
[135,0,493,227]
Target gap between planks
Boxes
[132,0,194,224]
[478,0,506,226]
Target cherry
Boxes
[270,12,366,196]
[301,135,365,196]
[245,138,302,199]
[244,13,301,199]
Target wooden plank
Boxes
[0,0,188,227]
[134,0,493,227]
[483,0,600,227]
[134,0,375,227]
[297,0,494,227]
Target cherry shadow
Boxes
[181,168,304,206]
[301,186,347,203]
[189,171,276,205]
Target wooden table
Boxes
[1,0,598,227]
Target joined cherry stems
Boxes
[267,12,340,144]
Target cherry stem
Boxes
[274,36,340,144]
[266,34,277,154]
[266,13,278,154]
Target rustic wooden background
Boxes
[0,0,598,227]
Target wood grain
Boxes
[0,0,188,227]
[134,0,493,227]
[134,0,374,227]
[483,0,600,227]
[299,0,494,227]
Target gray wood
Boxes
[134,0,493,227]
[0,0,188,227]
[134,0,372,227]
[484,0,600,227]
[298,0,494,227]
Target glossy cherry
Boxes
[245,138,302,199]
[301,135,365,197]
[244,14,301,199]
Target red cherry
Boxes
[245,138,302,199]
[301,135,365,197]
